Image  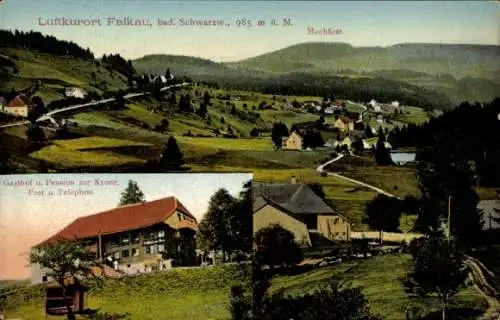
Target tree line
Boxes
[389,98,500,187]
[0,29,94,60]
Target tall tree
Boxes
[197,188,239,262]
[271,122,289,149]
[118,180,145,206]
[198,102,208,118]
[363,194,402,243]
[415,134,483,248]
[30,241,96,320]
[230,180,253,253]
[203,91,211,105]
[404,236,468,320]
[374,127,392,165]
[159,136,184,170]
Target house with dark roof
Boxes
[4,93,35,117]
[253,180,350,247]
[31,196,198,284]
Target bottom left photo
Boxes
[0,173,253,320]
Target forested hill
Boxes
[230,42,500,80]
[0,29,94,60]
[389,98,500,187]
[214,72,454,111]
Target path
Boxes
[346,100,367,123]
[0,82,189,129]
[316,153,400,199]
[465,255,500,320]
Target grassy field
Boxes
[1,48,128,103]
[270,254,487,320]
[30,136,151,168]
[3,265,250,320]
[53,137,152,150]
[325,155,421,198]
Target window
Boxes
[158,230,165,238]
[113,251,120,259]
[177,213,182,221]
[121,235,130,244]
[132,248,140,257]
[122,249,130,258]
[145,245,155,255]
[333,218,339,225]
[132,232,140,244]
[158,244,165,252]
[42,275,48,282]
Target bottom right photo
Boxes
[247,177,498,320]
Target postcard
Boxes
[0,1,499,319]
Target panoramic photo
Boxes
[0,173,253,319]
[0,0,499,319]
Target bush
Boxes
[254,224,303,268]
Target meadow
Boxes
[2,265,250,320]
[270,254,487,320]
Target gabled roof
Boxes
[35,196,197,247]
[253,182,337,215]
[338,116,354,124]
[7,94,34,108]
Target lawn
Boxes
[30,145,146,168]
[270,254,487,320]
[325,155,421,198]
[3,265,251,320]
[53,136,152,150]
[177,136,273,151]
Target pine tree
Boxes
[118,180,145,206]
[160,136,184,170]
[375,127,392,165]
[198,102,208,118]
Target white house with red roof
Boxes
[31,196,198,284]
[3,94,35,117]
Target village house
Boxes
[368,99,377,108]
[64,87,87,99]
[374,104,382,112]
[282,131,304,150]
[333,116,355,132]
[376,114,384,124]
[391,101,400,107]
[324,106,336,114]
[253,180,350,247]
[31,196,198,284]
[3,93,35,117]
[153,75,169,84]
[390,152,417,166]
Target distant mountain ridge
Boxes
[228,42,500,79]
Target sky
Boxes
[0,173,252,280]
[0,1,498,61]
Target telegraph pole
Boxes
[447,196,452,241]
